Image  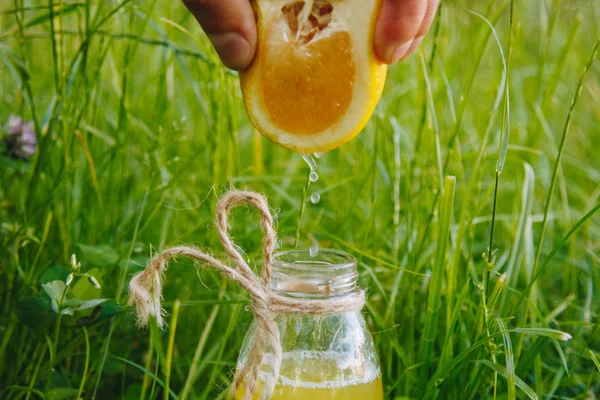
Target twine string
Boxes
[128,190,364,400]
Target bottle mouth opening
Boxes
[273,249,356,271]
[271,249,359,298]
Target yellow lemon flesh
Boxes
[241,0,387,153]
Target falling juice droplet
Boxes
[309,244,319,257]
[301,154,317,172]
[314,152,327,159]
[309,171,319,182]
[310,192,321,204]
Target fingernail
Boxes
[387,39,414,64]
[405,36,425,59]
[208,32,253,71]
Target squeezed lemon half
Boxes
[241,0,387,153]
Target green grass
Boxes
[1,0,599,399]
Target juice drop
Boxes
[310,192,321,204]
[314,152,327,159]
[301,153,317,173]
[310,244,319,257]
[309,171,319,182]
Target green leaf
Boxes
[77,298,108,310]
[477,360,538,400]
[42,280,67,312]
[23,4,81,30]
[71,268,103,300]
[515,337,548,376]
[511,327,572,341]
[3,386,44,399]
[419,176,456,383]
[62,298,108,316]
[15,296,56,330]
[123,384,143,400]
[61,307,75,316]
[0,155,30,172]
[75,300,125,327]
[109,355,179,399]
[61,298,82,315]
[62,299,84,308]
[424,325,567,399]
[42,280,66,307]
[589,350,600,372]
[440,279,471,368]
[45,387,80,400]
[39,265,70,284]
[496,318,516,400]
[511,202,600,315]
[77,243,119,267]
[0,48,30,83]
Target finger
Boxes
[182,0,257,71]
[405,0,440,57]
[374,0,428,64]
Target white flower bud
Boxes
[88,275,101,289]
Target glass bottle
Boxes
[235,249,383,399]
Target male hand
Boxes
[182,0,440,71]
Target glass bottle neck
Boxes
[270,249,359,299]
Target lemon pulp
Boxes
[241,0,387,153]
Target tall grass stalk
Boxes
[25,344,48,400]
[45,279,69,393]
[530,38,600,287]
[180,293,222,400]
[165,300,181,400]
[414,3,506,260]
[484,4,514,393]
[76,327,90,399]
[496,318,516,400]
[512,40,600,342]
[419,176,456,385]
[445,6,509,365]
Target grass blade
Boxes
[502,163,534,302]
[440,279,471,368]
[527,39,600,302]
[419,176,456,384]
[164,300,181,400]
[590,350,600,373]
[110,355,179,399]
[477,360,538,400]
[511,202,600,314]
[495,318,516,400]
[511,327,571,341]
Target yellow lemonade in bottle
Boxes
[236,376,383,399]
[235,350,383,400]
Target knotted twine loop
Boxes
[128,190,365,400]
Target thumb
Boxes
[183,0,257,71]
[375,0,439,64]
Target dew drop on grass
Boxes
[309,171,319,182]
[310,192,321,204]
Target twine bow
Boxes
[128,190,365,400]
